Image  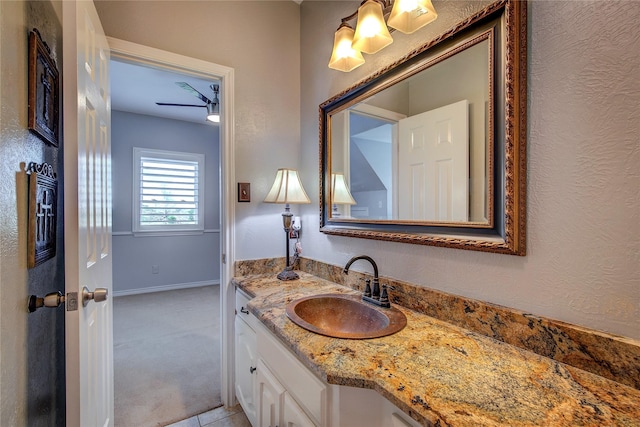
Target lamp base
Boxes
[277,269,300,281]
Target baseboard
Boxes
[113,280,220,297]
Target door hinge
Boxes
[66,292,78,311]
[222,253,226,264]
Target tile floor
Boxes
[165,405,251,427]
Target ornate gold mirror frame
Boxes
[319,0,526,255]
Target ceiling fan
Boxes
[156,82,220,123]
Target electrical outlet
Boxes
[152,265,159,274]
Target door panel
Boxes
[63,1,113,425]
[257,360,284,427]
[398,100,469,221]
[282,392,315,427]
[235,316,257,426]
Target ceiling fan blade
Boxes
[175,82,211,104]
[156,102,206,107]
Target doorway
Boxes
[108,38,235,426]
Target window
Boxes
[133,148,205,235]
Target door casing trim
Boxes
[107,36,237,407]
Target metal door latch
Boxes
[28,291,65,313]
[66,292,78,311]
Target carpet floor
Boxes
[113,286,222,427]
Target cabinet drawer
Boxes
[236,288,259,330]
[257,322,327,427]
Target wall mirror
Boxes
[320,0,526,255]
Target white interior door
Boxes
[63,1,114,426]
[398,100,469,221]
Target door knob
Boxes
[28,291,65,313]
[82,286,108,307]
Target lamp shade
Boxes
[328,23,365,72]
[352,0,393,54]
[331,173,356,205]
[387,0,438,34]
[264,169,311,204]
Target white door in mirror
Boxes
[398,100,469,221]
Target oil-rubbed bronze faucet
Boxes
[343,255,390,308]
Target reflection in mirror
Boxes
[331,35,491,224]
[320,0,527,255]
[330,172,356,217]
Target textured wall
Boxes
[299,1,640,339]
[95,1,639,338]
[94,0,302,262]
[0,1,66,426]
[111,110,220,293]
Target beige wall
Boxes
[94,0,639,340]
[300,1,640,339]
[94,0,302,261]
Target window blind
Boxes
[138,156,199,226]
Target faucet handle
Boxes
[363,279,372,298]
[379,285,389,305]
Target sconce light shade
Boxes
[328,23,365,72]
[264,169,311,204]
[387,0,438,34]
[352,0,393,54]
[331,173,356,205]
[206,102,220,123]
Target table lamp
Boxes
[264,168,311,280]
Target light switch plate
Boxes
[238,182,250,202]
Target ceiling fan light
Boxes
[352,0,393,54]
[387,0,438,34]
[328,23,365,72]
[206,102,220,123]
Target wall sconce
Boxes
[328,23,365,72]
[331,173,356,217]
[264,168,311,280]
[328,0,438,72]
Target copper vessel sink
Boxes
[285,294,407,339]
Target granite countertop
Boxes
[233,273,640,427]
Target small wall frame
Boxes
[27,162,58,268]
[28,29,60,147]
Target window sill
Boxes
[132,230,205,238]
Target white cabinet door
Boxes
[282,392,316,427]
[256,320,326,426]
[257,360,285,427]
[235,315,257,426]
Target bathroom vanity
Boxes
[235,287,421,427]
[233,272,640,427]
